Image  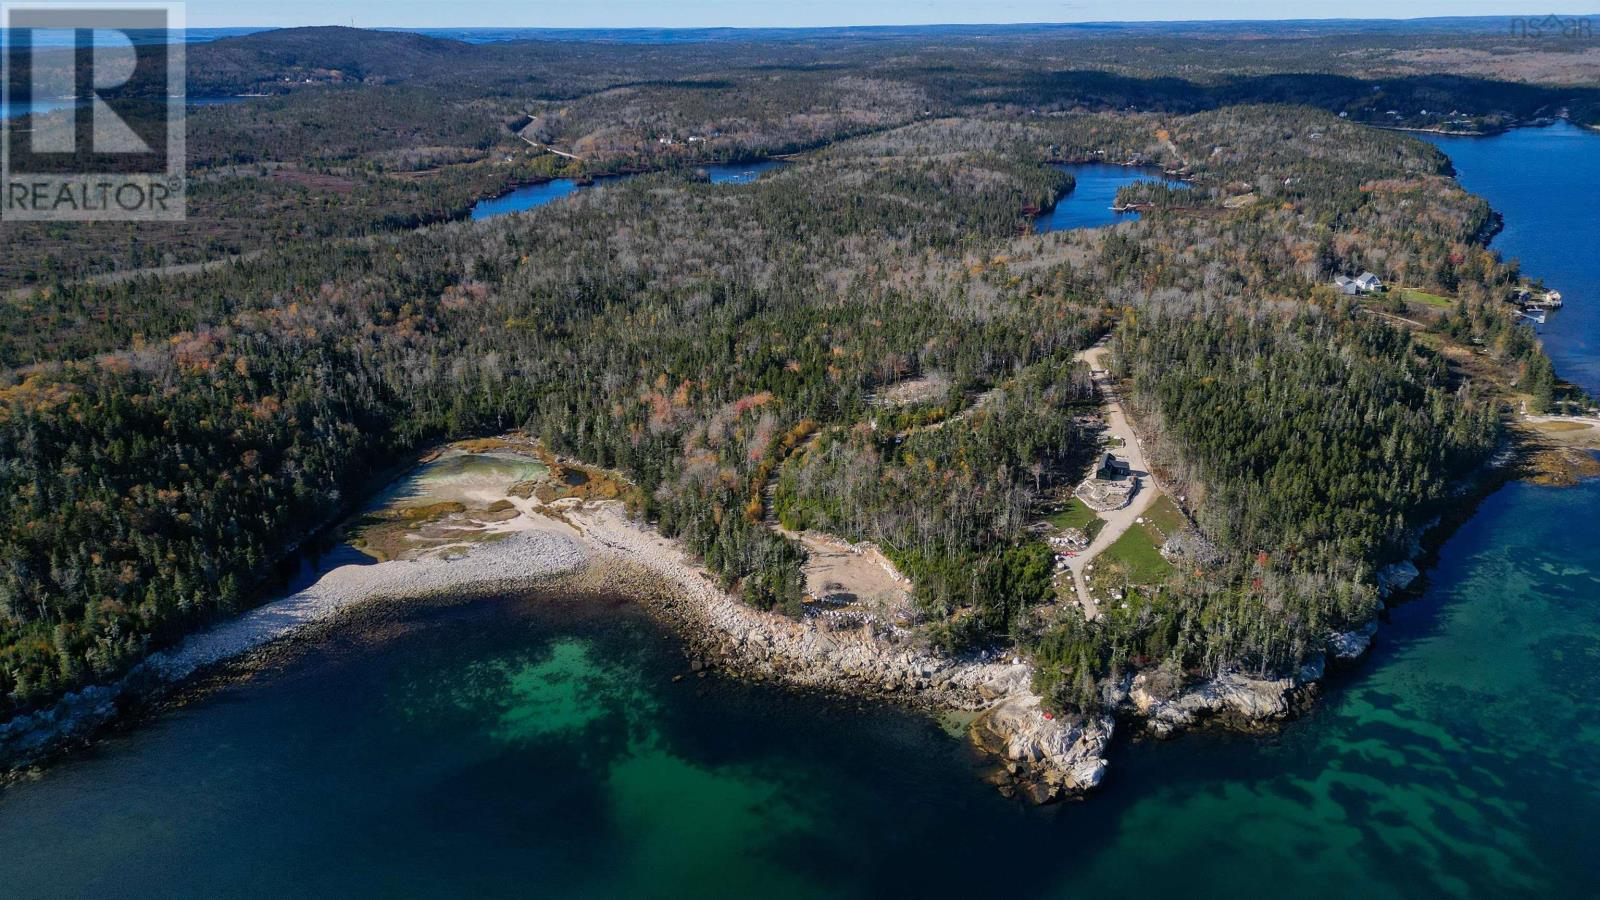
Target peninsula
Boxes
[3,22,1598,803]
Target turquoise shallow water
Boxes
[0,124,1597,899]
[1065,477,1600,897]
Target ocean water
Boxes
[0,97,255,122]
[0,595,1022,899]
[1422,121,1600,394]
[0,28,267,50]
[0,125,1597,899]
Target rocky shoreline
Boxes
[0,496,1111,800]
[560,502,1446,800]
[562,504,1115,801]
[0,486,1428,802]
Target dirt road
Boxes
[1064,343,1165,619]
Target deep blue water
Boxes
[1422,121,1600,393]
[1033,163,1184,233]
[469,161,784,220]
[0,125,1597,899]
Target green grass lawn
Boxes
[1048,498,1105,540]
[1398,288,1455,309]
[1142,494,1187,537]
[1090,518,1174,589]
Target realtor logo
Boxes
[2,2,185,221]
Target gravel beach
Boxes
[144,527,591,682]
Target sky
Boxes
[184,1,1600,29]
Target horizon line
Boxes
[207,12,1600,29]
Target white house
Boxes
[1332,272,1383,295]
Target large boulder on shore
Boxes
[1127,670,1295,738]
[0,684,119,770]
[1376,561,1420,598]
[1328,619,1380,662]
[971,695,1112,800]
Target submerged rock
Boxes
[571,505,1115,800]
[1297,652,1327,684]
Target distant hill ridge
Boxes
[189,27,480,93]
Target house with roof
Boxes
[1097,452,1131,481]
[1332,272,1384,295]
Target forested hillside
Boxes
[0,28,1560,724]
[6,23,1599,287]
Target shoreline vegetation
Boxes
[1377,114,1566,138]
[18,430,1578,801]
[0,440,1106,799]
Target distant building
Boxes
[1332,272,1383,295]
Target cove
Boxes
[1033,163,1185,233]
[1,128,1599,899]
[1421,121,1600,394]
[469,160,784,221]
